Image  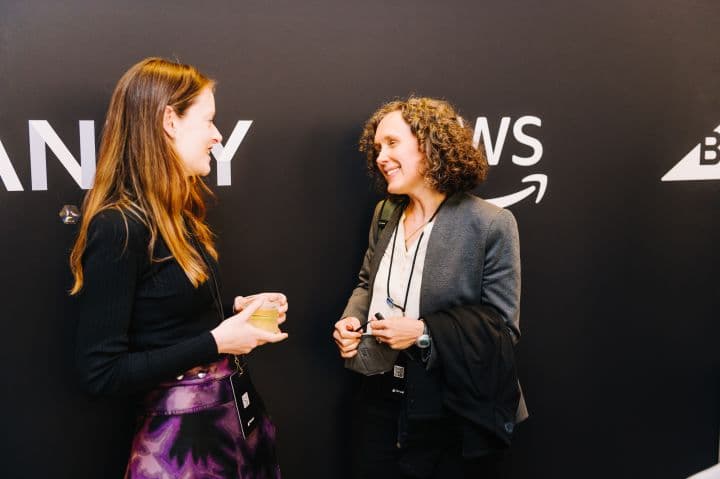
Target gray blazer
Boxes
[342,191,528,420]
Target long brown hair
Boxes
[70,57,217,294]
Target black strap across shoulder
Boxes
[375,198,402,244]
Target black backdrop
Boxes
[1,1,719,477]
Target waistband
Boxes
[142,356,240,416]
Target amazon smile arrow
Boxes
[486,174,548,208]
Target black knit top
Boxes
[74,208,221,396]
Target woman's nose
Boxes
[376,147,388,164]
[212,124,222,144]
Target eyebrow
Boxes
[376,134,397,143]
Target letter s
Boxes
[512,116,542,166]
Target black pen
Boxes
[354,312,385,332]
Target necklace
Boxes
[404,217,433,243]
[385,198,447,312]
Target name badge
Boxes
[391,364,406,395]
[229,371,261,438]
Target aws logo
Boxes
[472,116,547,208]
[662,125,720,181]
[0,120,253,191]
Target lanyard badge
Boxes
[229,357,262,439]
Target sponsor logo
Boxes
[662,125,720,181]
[472,116,547,207]
[0,120,253,191]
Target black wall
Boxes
[1,1,719,477]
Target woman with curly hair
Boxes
[333,97,526,478]
[70,57,288,478]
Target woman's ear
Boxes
[163,106,177,139]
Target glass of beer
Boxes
[248,298,281,333]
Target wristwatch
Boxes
[415,319,431,349]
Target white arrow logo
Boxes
[486,174,548,208]
[662,125,720,182]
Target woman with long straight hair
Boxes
[70,57,287,478]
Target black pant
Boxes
[352,408,509,479]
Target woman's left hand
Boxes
[370,317,424,350]
[233,292,288,325]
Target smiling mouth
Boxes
[384,167,400,177]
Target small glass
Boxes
[247,299,281,333]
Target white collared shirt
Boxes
[366,212,436,333]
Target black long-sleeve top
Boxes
[75,208,221,396]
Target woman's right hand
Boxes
[211,297,289,355]
[333,316,362,358]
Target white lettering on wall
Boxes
[29,120,96,190]
[512,116,543,166]
[0,139,24,191]
[472,116,543,166]
[211,120,253,186]
[473,117,511,166]
[1,120,252,191]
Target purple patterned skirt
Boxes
[125,357,280,479]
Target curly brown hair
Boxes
[359,96,488,195]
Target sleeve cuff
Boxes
[185,331,221,365]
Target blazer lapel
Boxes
[420,193,462,314]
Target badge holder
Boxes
[229,355,263,439]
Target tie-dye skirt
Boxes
[125,357,280,479]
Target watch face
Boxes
[416,334,431,348]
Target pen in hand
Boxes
[354,312,385,332]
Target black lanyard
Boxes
[190,232,225,321]
[190,232,245,372]
[385,199,446,312]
